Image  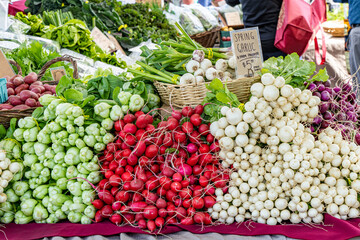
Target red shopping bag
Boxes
[275,0,327,64]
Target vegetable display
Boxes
[1,93,117,224]
[308,80,360,143]
[94,105,228,231]
[4,17,360,240]
[55,74,161,114]
[209,73,360,224]
[113,3,178,49]
[0,73,56,110]
[14,12,127,69]
[129,25,230,85]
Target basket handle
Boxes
[8,60,22,76]
[37,56,79,81]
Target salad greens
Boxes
[42,19,98,57]
[113,2,178,49]
[15,13,127,69]
[24,0,82,15]
[15,12,46,36]
[261,53,329,89]
[5,42,74,82]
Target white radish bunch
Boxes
[0,150,22,203]
[209,73,360,225]
[179,51,235,85]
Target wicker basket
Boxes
[8,60,22,76]
[154,76,260,109]
[154,81,207,108]
[38,56,79,85]
[0,109,35,128]
[190,27,221,48]
[322,21,347,37]
[227,76,261,102]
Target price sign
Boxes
[91,27,116,53]
[225,12,242,27]
[0,50,15,78]
[230,27,263,78]
[50,66,67,81]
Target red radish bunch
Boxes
[0,72,56,110]
[94,105,228,232]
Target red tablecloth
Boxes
[8,0,27,16]
[3,214,360,240]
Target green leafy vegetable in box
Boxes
[42,19,98,57]
[15,12,46,36]
[5,42,73,82]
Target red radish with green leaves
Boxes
[94,105,227,231]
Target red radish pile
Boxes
[0,72,56,110]
[94,105,229,231]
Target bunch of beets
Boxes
[93,105,228,231]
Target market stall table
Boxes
[4,214,360,240]
[8,0,27,16]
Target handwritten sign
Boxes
[230,27,263,78]
[225,12,242,27]
[0,50,15,78]
[50,66,67,81]
[91,27,116,53]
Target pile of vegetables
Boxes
[42,19,99,57]
[0,72,56,110]
[129,24,230,85]
[0,92,118,224]
[93,105,228,231]
[23,0,177,50]
[56,74,161,114]
[308,80,360,143]
[113,3,178,49]
[209,73,360,225]
[15,13,127,69]
[5,42,74,82]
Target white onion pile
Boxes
[209,73,360,225]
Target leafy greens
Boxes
[261,53,329,89]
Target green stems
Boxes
[127,69,177,84]
[136,61,175,80]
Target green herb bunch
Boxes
[6,42,74,82]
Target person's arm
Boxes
[225,0,241,7]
